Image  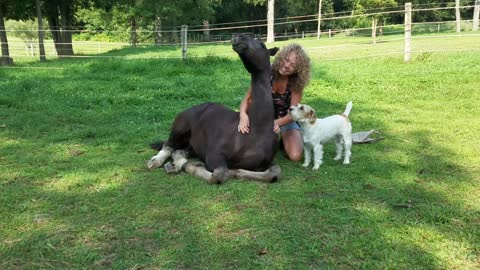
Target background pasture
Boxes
[1,34,479,269]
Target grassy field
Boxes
[1,34,479,269]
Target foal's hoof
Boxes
[164,162,180,174]
[209,168,228,184]
[266,165,282,183]
[147,157,161,170]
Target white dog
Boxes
[290,101,353,170]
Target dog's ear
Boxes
[269,47,279,56]
[308,110,317,124]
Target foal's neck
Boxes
[249,69,274,130]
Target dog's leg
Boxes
[312,144,324,170]
[343,135,352,165]
[334,135,344,161]
[303,144,312,168]
[148,145,173,170]
[164,150,189,174]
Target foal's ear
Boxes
[269,47,279,56]
[308,110,317,125]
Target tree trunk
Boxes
[130,17,137,47]
[203,20,210,42]
[0,3,13,65]
[154,15,162,44]
[46,1,74,57]
[59,2,74,55]
[36,0,46,61]
[267,0,274,43]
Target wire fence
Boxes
[1,2,479,62]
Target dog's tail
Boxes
[150,140,165,151]
[343,101,353,117]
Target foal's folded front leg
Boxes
[232,165,282,183]
[164,150,189,173]
[205,153,230,184]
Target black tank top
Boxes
[271,76,292,119]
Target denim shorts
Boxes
[280,121,301,134]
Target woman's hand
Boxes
[273,120,280,134]
[238,112,250,134]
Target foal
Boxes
[148,35,281,184]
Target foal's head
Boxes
[232,34,279,74]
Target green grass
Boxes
[1,33,479,269]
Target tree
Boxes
[0,1,13,65]
[354,0,397,42]
[36,0,46,61]
[44,0,75,56]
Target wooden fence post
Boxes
[455,0,461,32]
[473,0,480,31]
[317,0,322,39]
[404,2,412,62]
[372,17,377,44]
[267,0,275,43]
[181,25,188,61]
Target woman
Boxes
[238,43,311,161]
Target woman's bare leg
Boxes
[281,129,303,162]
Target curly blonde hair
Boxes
[271,43,311,92]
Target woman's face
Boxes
[279,53,297,76]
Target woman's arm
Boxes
[238,86,253,134]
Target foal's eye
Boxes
[299,106,304,110]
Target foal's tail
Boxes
[150,140,165,151]
[343,101,353,117]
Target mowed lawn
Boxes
[0,34,479,269]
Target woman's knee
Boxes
[287,149,303,162]
[282,131,303,162]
